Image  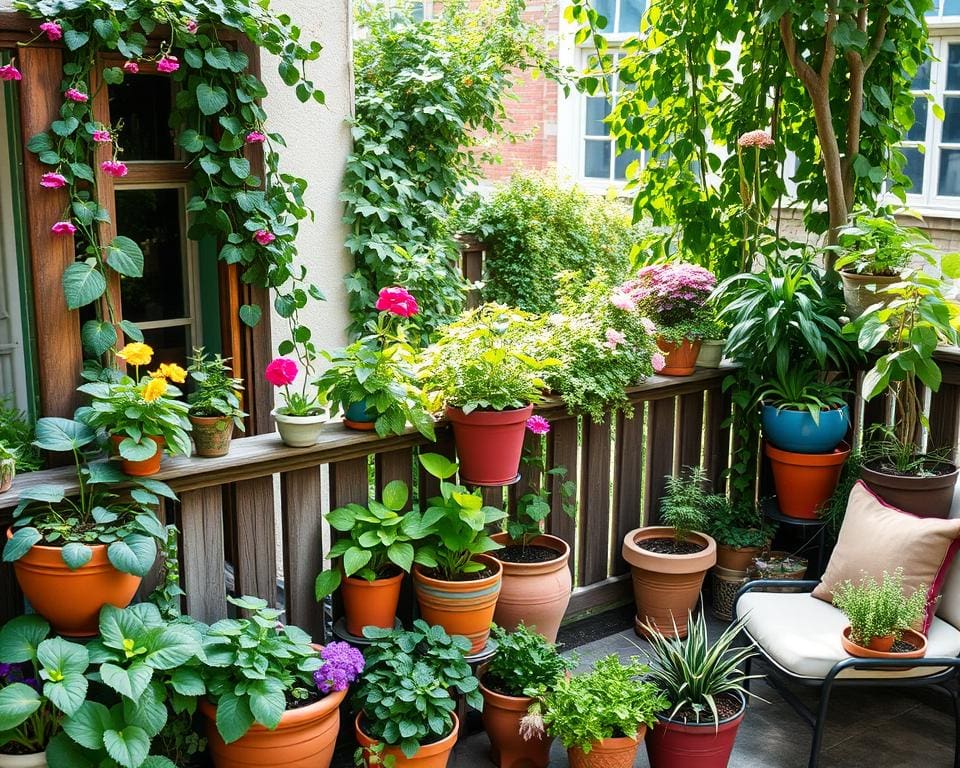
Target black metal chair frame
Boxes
[733,579,960,768]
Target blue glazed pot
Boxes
[344,400,376,424]
[761,404,850,454]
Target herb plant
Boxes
[483,624,575,698]
[0,399,41,472]
[660,467,711,544]
[186,348,246,428]
[705,495,772,551]
[832,568,928,647]
[832,211,938,276]
[756,365,850,424]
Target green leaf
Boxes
[107,535,157,577]
[179,129,204,153]
[239,304,261,327]
[343,546,372,577]
[27,132,53,153]
[62,700,112,749]
[196,83,230,116]
[314,569,341,601]
[199,155,221,175]
[102,66,124,85]
[81,320,118,356]
[105,236,144,278]
[0,683,41,731]
[62,261,107,310]
[229,157,251,179]
[204,47,233,70]
[943,252,960,280]
[100,661,153,701]
[0,614,50,663]
[98,605,149,651]
[103,725,150,768]
[121,681,167,738]
[419,453,458,480]
[64,29,90,50]
[248,681,285,729]
[62,542,93,570]
[382,480,409,511]
[170,667,205,696]
[52,117,79,137]
[119,319,144,343]
[387,542,414,572]
[39,638,89,716]
[215,692,255,744]
[119,436,159,462]
[34,417,95,451]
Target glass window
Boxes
[939,43,960,196]
[108,75,175,161]
[581,53,644,182]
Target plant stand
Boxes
[331,617,403,647]
[763,498,831,579]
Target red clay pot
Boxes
[490,533,571,643]
[646,693,745,768]
[656,337,702,377]
[841,626,927,659]
[110,434,165,476]
[766,440,850,519]
[341,571,403,637]
[480,675,553,768]
[355,712,458,767]
[6,530,141,637]
[568,730,644,768]
[445,405,533,486]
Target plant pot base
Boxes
[841,626,927,660]
[343,418,377,431]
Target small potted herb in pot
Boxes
[536,654,667,768]
[186,348,246,458]
[0,442,16,494]
[705,494,772,573]
[622,467,717,638]
[832,567,929,658]
[353,620,479,767]
[479,623,576,768]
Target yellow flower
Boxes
[150,363,187,384]
[117,342,154,367]
[142,377,168,403]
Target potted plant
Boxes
[185,347,246,458]
[643,611,757,768]
[199,595,363,768]
[705,494,772,572]
[694,311,727,369]
[77,343,192,476]
[832,567,928,659]
[489,416,576,642]
[846,260,960,518]
[421,304,556,486]
[2,417,172,636]
[622,467,717,638]
[758,364,851,455]
[537,654,668,768]
[0,443,16,494]
[479,623,576,768]
[352,620,479,767]
[405,453,507,653]
[314,479,427,636]
[266,353,326,447]
[317,286,435,438]
[621,263,718,376]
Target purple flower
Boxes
[0,663,12,680]
[313,642,364,694]
[620,263,717,327]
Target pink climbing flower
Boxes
[50,221,77,236]
[737,130,774,150]
[38,21,62,41]
[375,286,419,318]
[265,357,298,387]
[0,63,21,82]
[156,55,180,74]
[246,131,267,144]
[611,290,636,312]
[123,61,140,75]
[40,172,67,189]
[100,160,128,178]
[253,229,276,246]
[604,328,626,351]
[526,415,551,436]
[92,129,112,143]
[185,19,199,33]
[65,87,88,103]
[651,352,666,373]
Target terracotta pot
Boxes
[621,526,717,639]
[656,337,702,377]
[189,415,235,458]
[568,731,643,768]
[840,270,900,320]
[201,686,346,768]
[715,544,762,572]
[841,626,927,660]
[271,409,324,447]
[0,458,14,494]
[860,462,959,519]
[0,751,47,767]
[413,554,502,653]
[646,692,746,768]
[355,711,458,768]
[489,533,571,642]
[341,571,403,637]
[480,675,553,768]
[6,529,141,637]
[110,434,165,476]
[765,440,850,519]
[695,339,725,369]
[445,405,533,486]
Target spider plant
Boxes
[756,364,850,425]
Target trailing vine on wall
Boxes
[10,0,325,369]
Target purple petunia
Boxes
[313,641,364,694]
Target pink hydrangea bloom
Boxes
[39,21,62,41]
[375,286,419,318]
[50,220,77,236]
[246,131,267,144]
[621,263,716,326]
[526,415,551,435]
[100,160,128,178]
[92,129,112,143]
[651,352,666,372]
[0,63,22,82]
[738,130,774,149]
[604,328,626,350]
[253,229,276,246]
[156,55,180,74]
[123,61,140,75]
[265,357,298,387]
[65,87,88,103]
[40,172,67,189]
[611,290,636,312]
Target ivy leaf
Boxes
[81,320,118,356]
[229,157,251,179]
[119,320,144,343]
[239,304,261,327]
[102,66,124,85]
[93,18,115,41]
[62,261,107,309]
[70,162,95,183]
[199,155,221,175]
[27,132,53,153]
[63,29,90,51]
[52,117,80,137]
[196,83,230,116]
[178,129,204,153]
[204,47,233,70]
[105,236,145,278]
[107,535,157,577]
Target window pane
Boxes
[594,0,615,30]
[584,140,612,179]
[900,146,925,192]
[938,148,960,195]
[907,96,928,141]
[943,96,960,142]
[108,75,174,161]
[912,60,931,91]
[117,189,187,322]
[944,0,960,13]
[614,147,642,180]
[618,0,645,32]
[948,44,960,90]
[411,2,424,20]
[140,325,191,370]
[585,96,611,136]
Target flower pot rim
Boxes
[445,403,534,423]
[342,570,405,587]
[839,269,901,281]
[271,407,325,423]
[762,402,849,414]
[840,626,928,659]
[412,553,503,586]
[622,527,717,572]
[860,461,959,487]
[188,413,233,423]
[354,710,459,756]
[489,532,570,567]
[5,527,116,558]
[655,689,746,728]
[200,685,347,731]
[569,731,643,751]
[0,750,48,767]
[764,439,851,465]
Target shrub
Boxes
[705,495,773,550]
[832,567,928,647]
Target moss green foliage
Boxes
[0,399,40,472]
[485,624,576,698]
[705,494,772,550]
[832,567,928,647]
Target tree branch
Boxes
[863,7,890,72]
[780,13,822,95]
[821,2,838,81]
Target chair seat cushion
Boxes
[736,591,960,680]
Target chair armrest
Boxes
[825,656,960,684]
[732,579,820,616]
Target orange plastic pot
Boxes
[480,676,553,768]
[715,544,763,573]
[841,627,927,659]
[200,686,347,768]
[110,434,165,476]
[445,405,533,486]
[765,440,850,519]
[355,712,458,768]
[6,530,141,637]
[341,571,404,637]
[413,554,502,653]
[569,731,643,768]
[656,337,702,377]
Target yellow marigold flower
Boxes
[142,377,168,403]
[149,368,165,379]
[117,342,154,367]
[162,363,187,384]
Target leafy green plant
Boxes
[483,624,575,698]
[353,620,480,759]
[642,611,757,724]
[2,417,175,577]
[149,525,187,621]
[0,399,41,472]
[704,495,772,550]
[860,425,953,477]
[660,467,711,544]
[831,210,938,276]
[820,451,863,537]
[832,568,928,647]
[506,431,576,547]
[756,365,850,424]
[186,348,246,428]
[0,442,17,467]
[539,655,667,751]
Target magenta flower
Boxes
[40,172,67,189]
[621,264,716,327]
[156,55,180,74]
[611,290,636,312]
[185,19,199,33]
[38,21,62,41]
[651,352,666,373]
[65,87,88,103]
[738,130,774,150]
[375,286,419,318]
[100,160,128,178]
[526,415,551,436]
[246,131,267,144]
[253,229,277,246]
[50,220,77,236]
[0,63,22,82]
[92,129,112,143]
[123,61,140,75]
[265,357,298,387]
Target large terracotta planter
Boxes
[110,434,164,476]
[568,731,643,768]
[6,530,141,637]
[0,751,47,767]
[840,270,899,319]
[765,440,850,519]
[860,462,959,519]
[695,339,725,369]
[341,571,403,637]
[715,544,763,572]
[355,712,458,768]
[656,337,702,377]
[622,526,717,639]
[445,404,533,486]
[201,686,346,768]
[271,409,324,447]
[413,554,502,653]
[480,675,553,768]
[841,626,927,660]
[646,692,746,768]
[189,414,234,458]
[489,533,571,642]
[0,457,14,494]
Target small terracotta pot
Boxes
[646,693,746,768]
[110,434,165,476]
[272,409,324,448]
[695,339,725,369]
[445,405,533,486]
[656,337,702,377]
[622,526,717,639]
[490,533,571,642]
[344,400,377,431]
[715,544,763,572]
[480,675,553,768]
[841,626,927,660]
[860,462,959,519]
[355,711,458,768]
[765,440,850,519]
[189,414,235,458]
[0,457,14,494]
[413,554,502,653]
[201,685,346,768]
[840,270,900,319]
[6,530,141,637]
[0,750,47,767]
[341,571,404,637]
[568,731,643,768]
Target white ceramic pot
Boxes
[695,339,725,368]
[0,751,48,768]
[271,409,324,447]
